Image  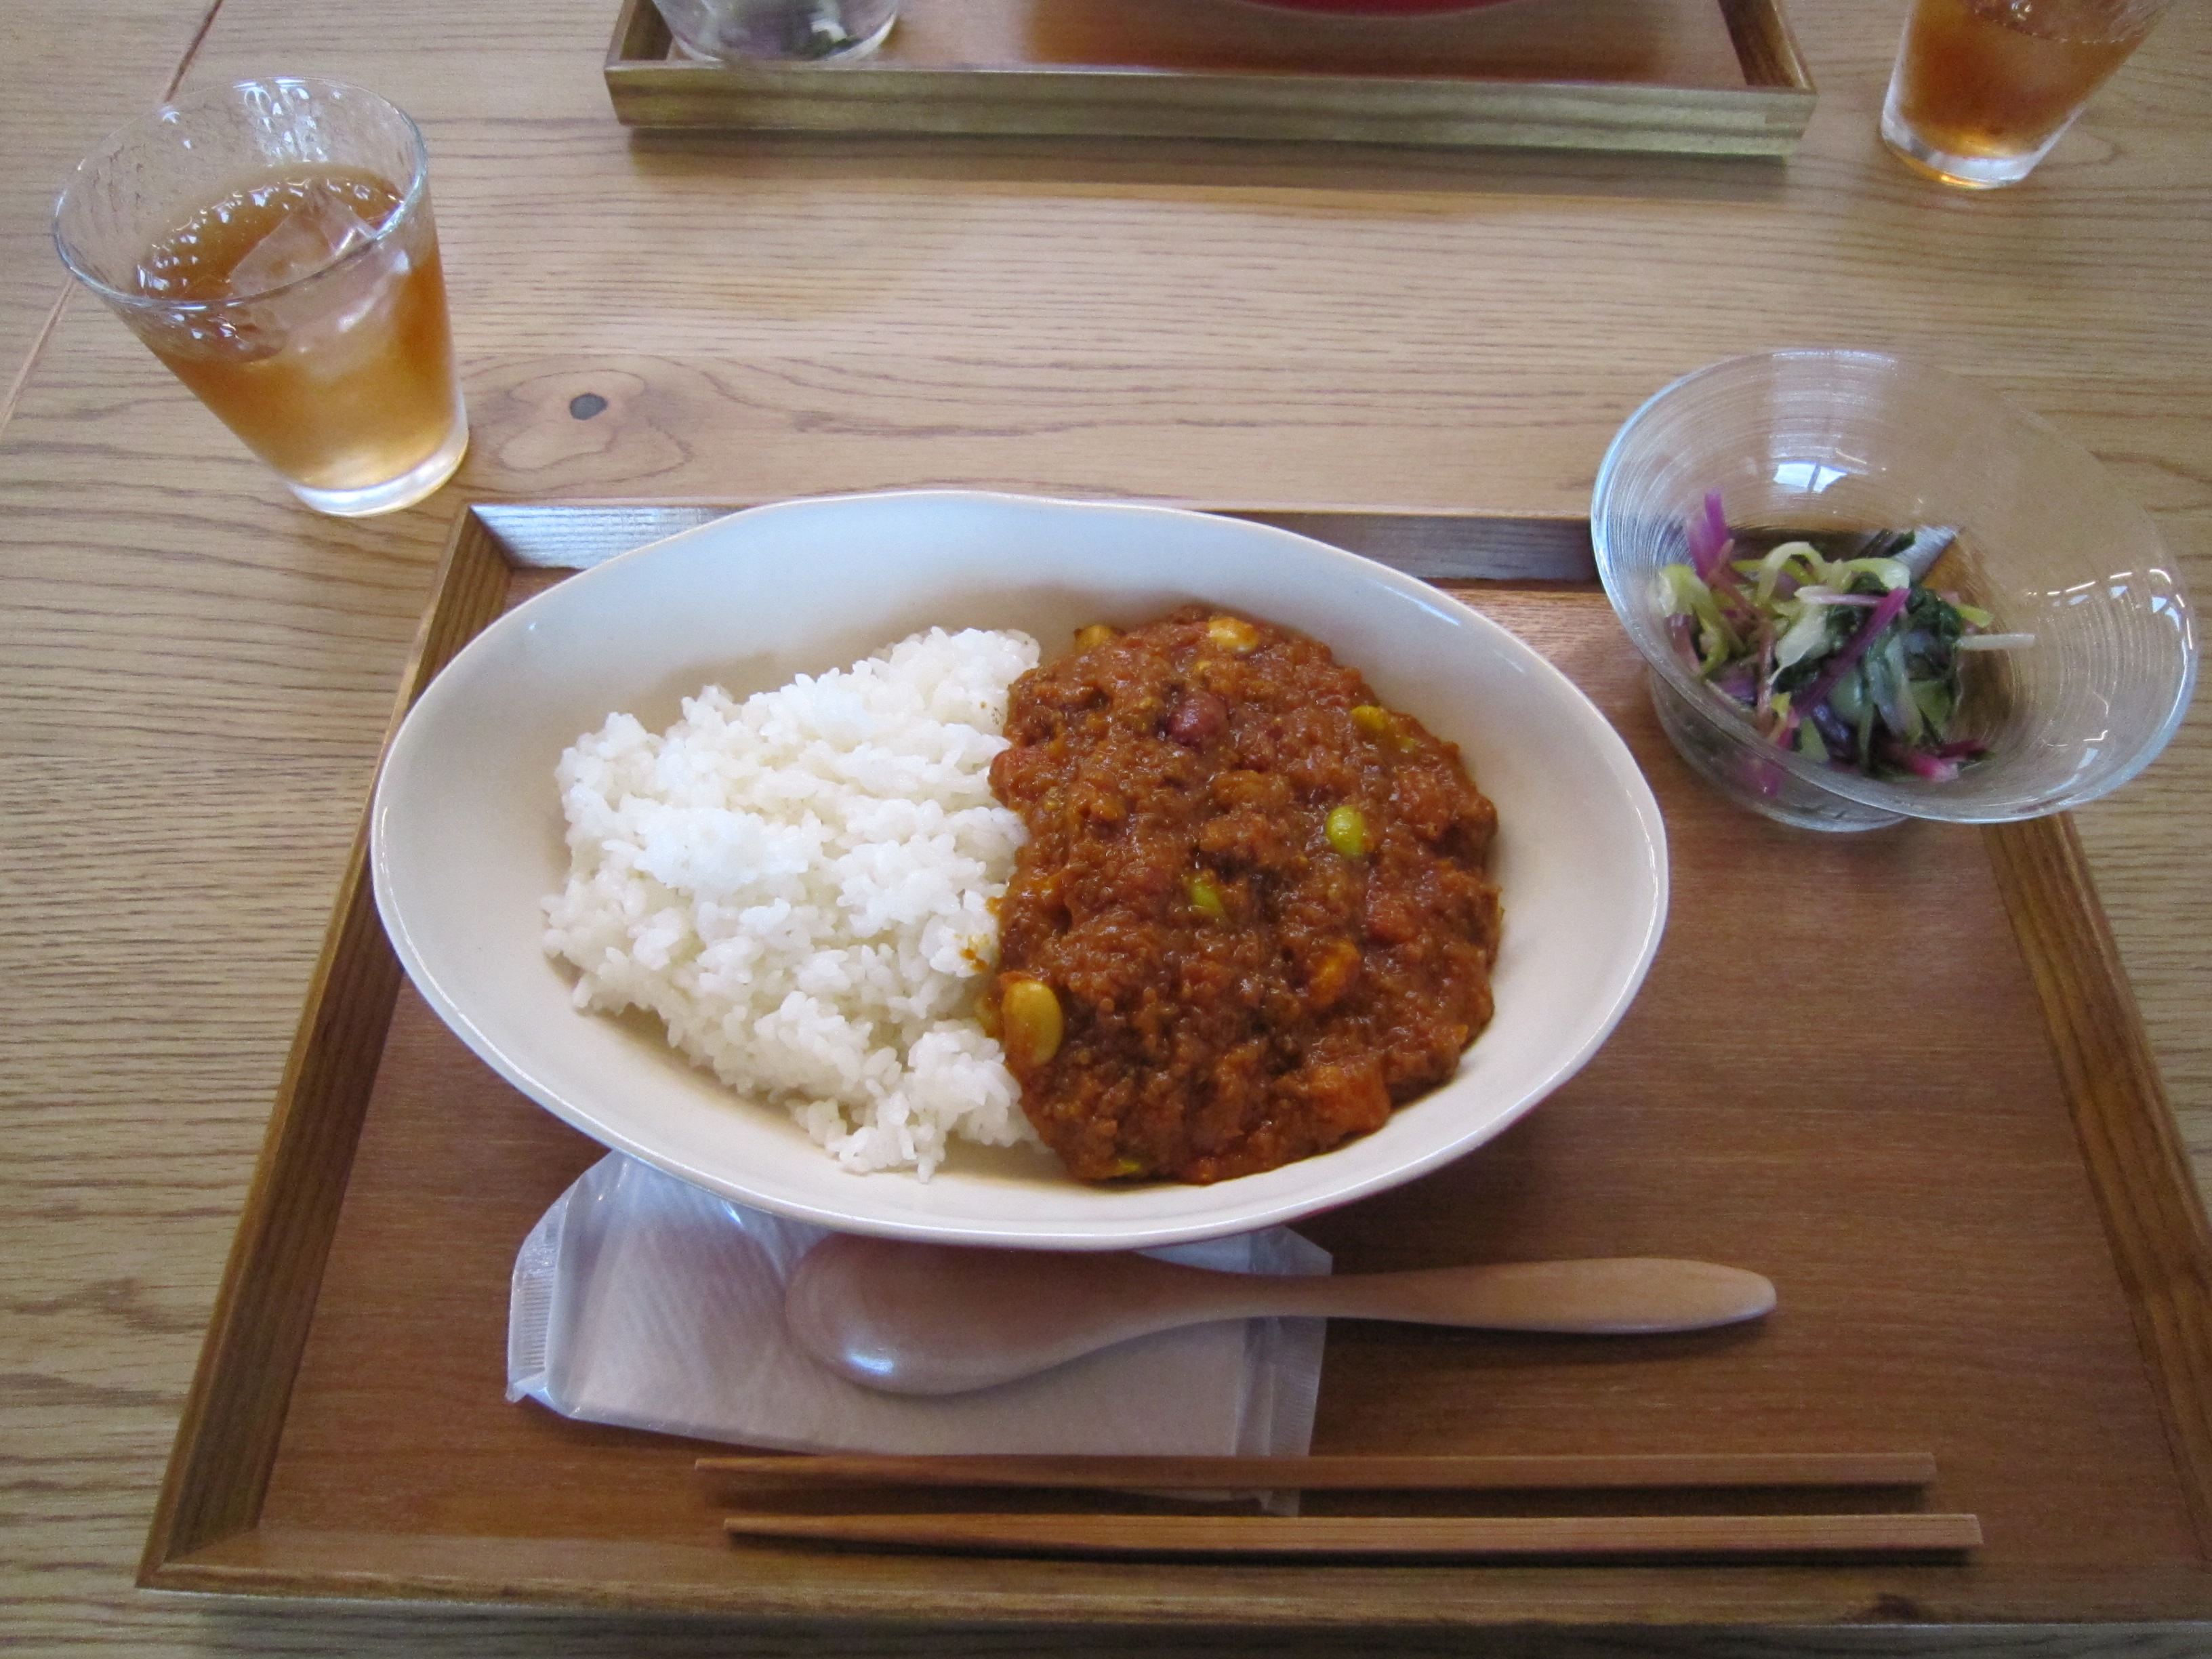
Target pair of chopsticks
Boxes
[698,1452,1981,1559]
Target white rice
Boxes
[542,627,1042,1178]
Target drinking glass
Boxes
[1880,0,2173,189]
[651,0,899,61]
[54,78,468,517]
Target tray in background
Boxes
[138,500,2212,1625]
[605,0,1816,157]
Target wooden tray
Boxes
[605,0,1816,157]
[140,501,2212,1625]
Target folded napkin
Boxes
[508,1153,1330,1462]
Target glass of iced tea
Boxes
[53,79,466,516]
[1881,0,2173,188]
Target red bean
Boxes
[1167,688,1227,746]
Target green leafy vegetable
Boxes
[1658,496,2022,783]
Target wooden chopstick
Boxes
[707,1454,1974,1561]
[721,1510,1983,1557]
[695,1450,1938,1490]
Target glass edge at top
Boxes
[51,75,432,315]
[1589,348,2201,825]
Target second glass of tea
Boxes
[1881,0,2173,188]
[54,79,467,517]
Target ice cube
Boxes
[226,181,377,298]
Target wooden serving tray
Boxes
[604,0,1816,157]
[140,501,2212,1624]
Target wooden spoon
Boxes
[783,1234,1776,1395]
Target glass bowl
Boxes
[1591,348,2197,831]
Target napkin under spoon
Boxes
[785,1234,1776,1395]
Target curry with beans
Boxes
[986,607,1501,1184]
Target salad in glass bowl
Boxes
[1593,350,2195,832]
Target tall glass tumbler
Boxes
[1880,0,2173,189]
[54,79,468,517]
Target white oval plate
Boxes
[371,491,1666,1250]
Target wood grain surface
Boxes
[0,0,213,415]
[3,0,2210,1652]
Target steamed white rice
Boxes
[542,627,1041,1178]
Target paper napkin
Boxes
[508,1152,1329,1460]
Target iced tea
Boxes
[1881,0,2170,187]
[54,79,467,516]
[132,167,460,501]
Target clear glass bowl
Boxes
[1591,349,2197,830]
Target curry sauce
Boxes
[987,607,1501,1184]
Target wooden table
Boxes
[2,0,2207,1652]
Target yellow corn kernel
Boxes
[1351,702,1419,752]
[1073,622,1120,652]
[1187,874,1227,922]
[1326,804,1368,859]
[1206,615,1261,654]
[999,976,1064,1071]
